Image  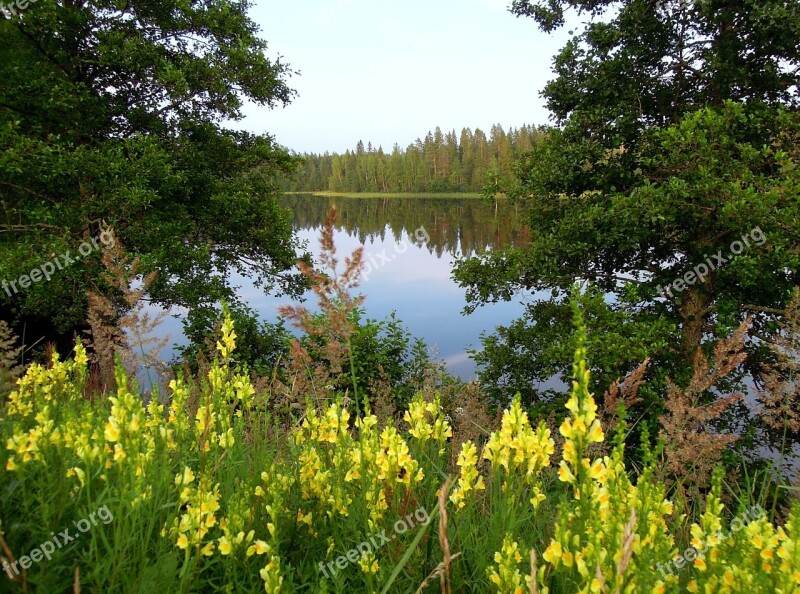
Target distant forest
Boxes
[282,124,543,193]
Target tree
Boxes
[455,0,800,403]
[0,0,303,347]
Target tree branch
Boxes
[742,304,786,316]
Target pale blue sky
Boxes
[240,0,575,154]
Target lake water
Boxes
[155,194,532,379]
[141,194,800,475]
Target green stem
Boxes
[347,336,360,417]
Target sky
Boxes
[239,0,575,154]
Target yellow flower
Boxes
[113,444,126,463]
[530,486,546,509]
[104,420,120,442]
[297,511,313,527]
[176,534,189,550]
[588,458,605,480]
[66,467,86,487]
[218,428,235,449]
[558,460,576,484]
[542,540,563,565]
[176,467,195,486]
[722,569,734,585]
[559,418,574,439]
[358,551,380,574]
[248,540,272,556]
[587,419,604,443]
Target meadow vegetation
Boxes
[1,214,798,593]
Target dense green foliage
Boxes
[456,0,800,405]
[283,125,542,193]
[178,303,292,378]
[178,302,435,412]
[299,308,434,410]
[0,0,304,348]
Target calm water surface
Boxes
[156,195,531,379]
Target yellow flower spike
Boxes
[450,440,485,510]
[358,551,380,574]
[259,556,284,594]
[216,314,237,360]
[488,535,525,593]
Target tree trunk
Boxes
[679,287,711,361]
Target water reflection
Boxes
[274,195,530,379]
[281,194,531,256]
[155,195,531,380]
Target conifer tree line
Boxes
[283,124,543,193]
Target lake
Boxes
[154,194,531,379]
